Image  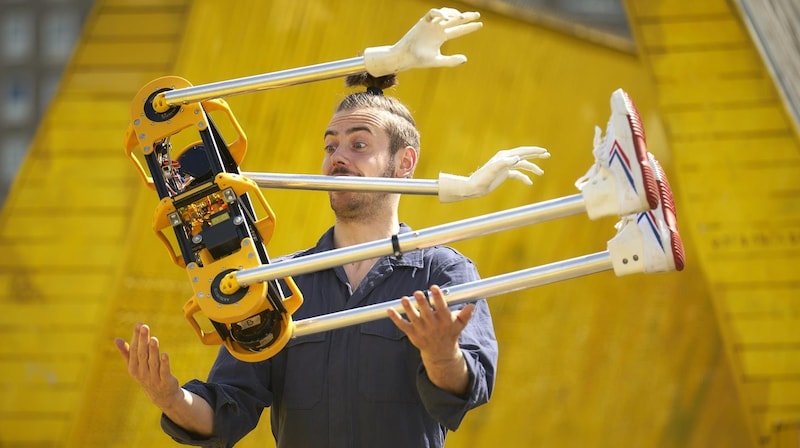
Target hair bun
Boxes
[345,72,398,94]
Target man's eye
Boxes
[324,144,335,153]
[353,142,367,149]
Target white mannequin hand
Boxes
[438,146,550,202]
[364,8,482,76]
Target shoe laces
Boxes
[574,125,607,189]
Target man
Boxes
[115,73,531,447]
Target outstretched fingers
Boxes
[387,297,415,331]
[500,146,549,184]
[514,160,545,176]
[136,324,153,377]
[434,54,468,67]
[148,336,162,377]
[507,146,551,160]
[425,8,482,44]
[117,323,165,382]
[444,21,483,40]
[507,170,534,185]
[428,285,474,332]
[429,8,480,26]
[159,351,173,383]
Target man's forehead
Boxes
[325,109,390,135]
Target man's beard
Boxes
[329,158,396,222]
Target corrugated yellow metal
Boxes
[0,0,191,446]
[625,0,800,445]
[0,0,764,447]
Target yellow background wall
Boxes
[3,0,797,446]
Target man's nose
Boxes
[329,145,348,165]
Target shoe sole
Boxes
[650,156,686,271]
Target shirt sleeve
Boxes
[161,347,273,447]
[415,250,499,431]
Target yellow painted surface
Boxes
[2,0,786,446]
[626,0,800,445]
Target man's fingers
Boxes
[128,325,141,372]
[114,338,130,359]
[137,325,151,359]
[129,324,140,354]
[414,289,432,308]
[148,337,161,373]
[400,296,419,322]
[159,352,172,382]
[429,286,454,324]
[454,303,476,329]
[387,307,413,334]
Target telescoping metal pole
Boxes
[241,172,440,195]
[292,252,611,337]
[155,57,366,109]
[230,194,588,288]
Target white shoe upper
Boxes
[576,89,657,220]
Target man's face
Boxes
[321,108,402,221]
[322,108,396,179]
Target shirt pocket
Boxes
[282,332,327,410]
[358,320,419,403]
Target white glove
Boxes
[438,146,550,202]
[364,8,482,76]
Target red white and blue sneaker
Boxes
[606,153,686,275]
[576,88,659,220]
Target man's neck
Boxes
[332,214,399,249]
[333,215,399,291]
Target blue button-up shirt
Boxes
[162,224,498,447]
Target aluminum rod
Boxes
[235,194,587,287]
[241,172,440,195]
[162,57,366,106]
[292,251,612,337]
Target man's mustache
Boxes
[329,167,361,176]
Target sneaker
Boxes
[606,153,685,275]
[576,88,659,219]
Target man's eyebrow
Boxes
[324,125,374,138]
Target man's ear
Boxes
[396,146,417,178]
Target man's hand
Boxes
[438,146,550,202]
[364,8,482,76]
[115,323,214,436]
[387,285,473,395]
[115,323,182,410]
